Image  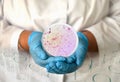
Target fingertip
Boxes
[76,60,83,66]
[37,50,48,60]
[49,62,55,67]
[56,62,62,68]
[41,53,48,60]
[46,65,50,70]
[56,56,66,61]
[46,63,58,74]
[66,57,75,63]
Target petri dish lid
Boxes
[42,23,78,57]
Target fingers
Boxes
[46,62,64,74]
[35,46,48,60]
[31,53,66,67]
[40,56,66,66]
[46,61,78,74]
[76,58,83,66]
[51,56,66,62]
[66,55,76,63]
[76,46,87,66]
[72,37,87,66]
[28,31,45,59]
[56,62,77,73]
[41,56,65,64]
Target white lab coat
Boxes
[0,0,120,82]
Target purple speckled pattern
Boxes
[42,24,78,57]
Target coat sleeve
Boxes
[86,0,120,59]
[0,0,24,50]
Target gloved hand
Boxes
[28,32,66,67]
[46,32,88,74]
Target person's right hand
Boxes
[28,32,66,67]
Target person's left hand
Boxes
[46,32,88,74]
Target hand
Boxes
[46,61,78,74]
[28,32,66,67]
[46,32,88,74]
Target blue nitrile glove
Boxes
[46,32,88,74]
[28,32,66,67]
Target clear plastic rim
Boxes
[42,23,79,57]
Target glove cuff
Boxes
[77,32,89,47]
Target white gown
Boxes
[0,0,120,82]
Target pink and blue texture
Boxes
[28,32,66,67]
[46,32,88,74]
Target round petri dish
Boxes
[42,23,78,57]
